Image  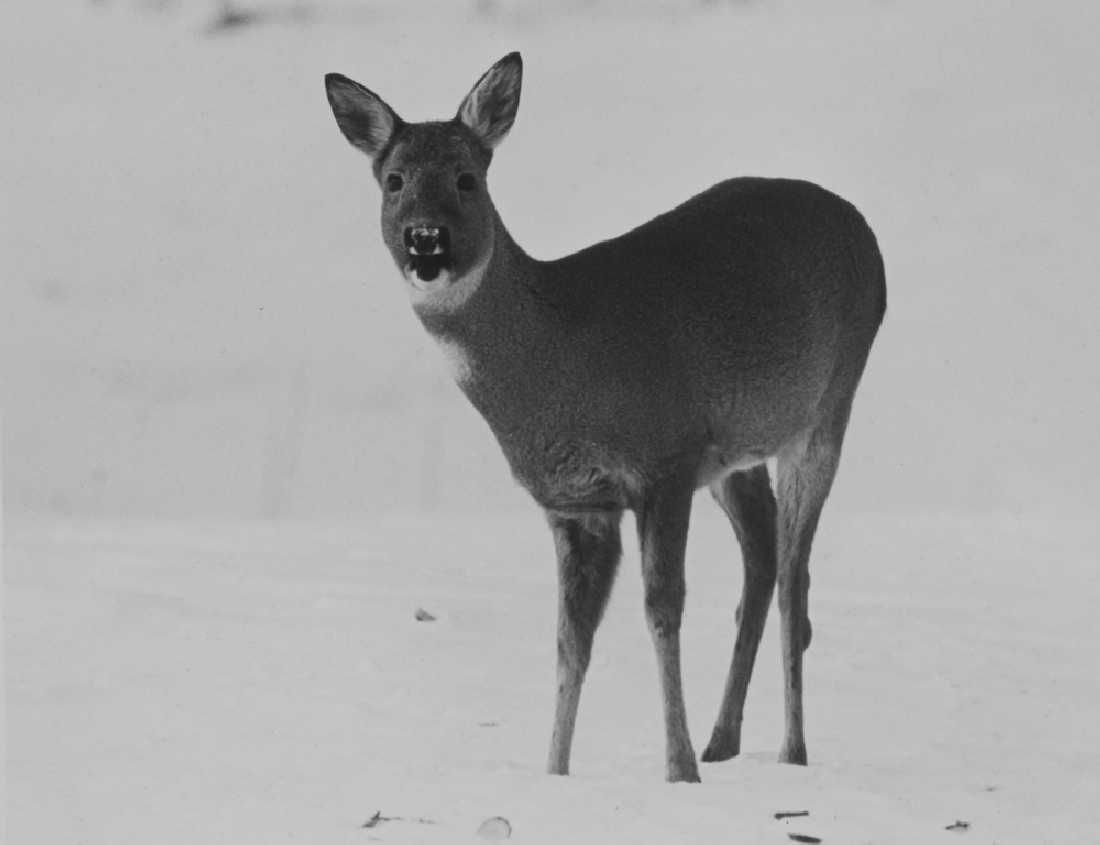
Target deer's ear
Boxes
[455,52,522,150]
[325,73,402,159]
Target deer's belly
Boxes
[694,446,770,487]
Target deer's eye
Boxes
[385,173,404,192]
[456,172,477,192]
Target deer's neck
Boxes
[412,212,548,385]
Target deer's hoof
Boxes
[666,755,702,783]
[700,729,740,763]
[778,741,807,766]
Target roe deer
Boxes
[325,52,885,783]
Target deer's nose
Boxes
[404,226,450,256]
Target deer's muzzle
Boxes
[404,226,452,282]
[404,226,450,255]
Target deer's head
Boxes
[325,53,522,301]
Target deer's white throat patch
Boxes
[406,254,490,385]
[434,336,473,384]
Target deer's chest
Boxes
[429,321,689,513]
[505,431,647,514]
[473,380,683,514]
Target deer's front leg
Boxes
[637,481,701,783]
[546,511,623,776]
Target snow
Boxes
[4,0,1100,842]
[7,513,1100,843]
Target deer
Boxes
[324,52,885,783]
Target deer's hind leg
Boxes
[546,511,623,776]
[774,396,854,765]
[701,463,778,763]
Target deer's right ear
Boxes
[456,52,523,150]
[325,73,402,159]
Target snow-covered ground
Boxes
[5,0,1100,842]
[7,512,1100,843]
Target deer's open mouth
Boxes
[404,226,452,283]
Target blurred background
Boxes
[3,0,1098,522]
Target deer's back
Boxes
[546,178,883,345]
[543,178,881,397]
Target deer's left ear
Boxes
[325,73,402,159]
[455,52,523,150]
